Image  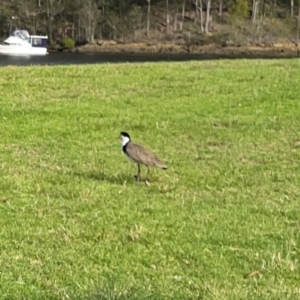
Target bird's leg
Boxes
[145,166,151,186]
[134,164,141,182]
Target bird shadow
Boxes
[72,170,136,185]
[70,170,175,192]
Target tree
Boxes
[166,0,170,30]
[297,0,300,45]
[205,0,211,34]
[194,0,204,33]
[219,0,223,22]
[180,0,186,30]
[252,0,259,22]
[79,0,100,42]
[146,0,151,36]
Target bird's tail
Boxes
[153,156,167,169]
[157,162,168,170]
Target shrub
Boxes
[63,37,75,49]
[229,0,249,19]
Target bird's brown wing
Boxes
[126,142,167,169]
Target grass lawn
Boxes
[0,59,300,299]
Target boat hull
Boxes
[0,45,48,56]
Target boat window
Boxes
[31,37,47,47]
[32,38,42,45]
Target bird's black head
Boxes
[120,131,131,139]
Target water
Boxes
[0,51,298,66]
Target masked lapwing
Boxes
[120,131,167,186]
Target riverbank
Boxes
[71,41,300,58]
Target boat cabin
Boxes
[3,29,48,48]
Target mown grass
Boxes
[0,59,300,299]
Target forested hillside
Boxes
[0,0,299,49]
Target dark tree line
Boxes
[0,0,299,45]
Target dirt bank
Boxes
[73,41,300,57]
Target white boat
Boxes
[0,29,48,56]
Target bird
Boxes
[120,131,167,186]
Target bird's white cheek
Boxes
[121,136,130,147]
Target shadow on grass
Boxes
[77,289,159,300]
[73,170,135,185]
[72,281,161,300]
[72,281,206,300]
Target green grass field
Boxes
[1,59,300,300]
